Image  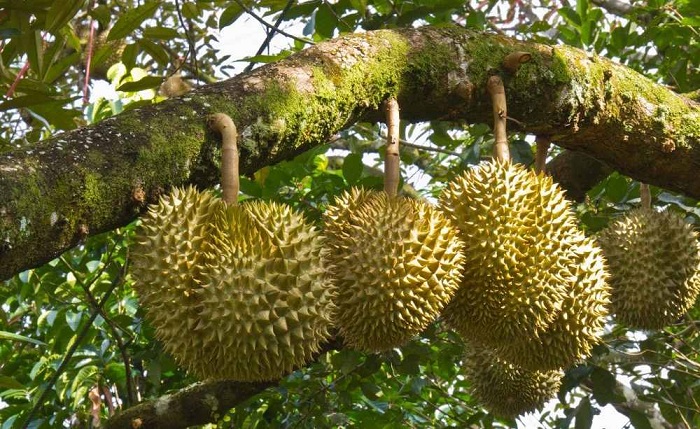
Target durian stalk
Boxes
[209,113,239,205]
[502,51,532,74]
[640,183,651,210]
[487,75,509,162]
[384,98,400,197]
[535,135,551,174]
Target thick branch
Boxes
[1,26,699,280]
[104,380,275,429]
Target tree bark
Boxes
[1,26,698,281]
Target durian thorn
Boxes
[384,97,401,197]
[503,51,532,74]
[535,135,551,175]
[640,182,651,210]
[487,75,509,163]
[208,113,239,205]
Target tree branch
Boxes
[1,26,698,280]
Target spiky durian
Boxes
[131,187,336,381]
[491,245,610,371]
[324,189,464,352]
[440,160,610,370]
[598,208,700,330]
[463,344,562,418]
[131,186,221,360]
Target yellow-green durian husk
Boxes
[463,344,562,419]
[491,243,610,371]
[131,187,336,381]
[324,189,464,352]
[131,186,222,361]
[598,208,700,330]
[439,160,610,369]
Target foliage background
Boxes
[0,0,699,428]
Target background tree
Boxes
[0,1,699,428]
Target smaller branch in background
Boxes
[60,245,137,408]
[232,0,314,45]
[22,259,127,428]
[6,61,30,98]
[322,0,353,32]
[175,0,200,86]
[83,0,97,104]
[244,0,296,73]
[590,0,633,16]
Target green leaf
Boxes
[46,0,85,32]
[361,382,381,400]
[108,1,162,40]
[143,26,180,40]
[219,3,246,29]
[604,173,629,203]
[590,367,617,405]
[559,8,582,27]
[574,397,593,429]
[315,3,338,39]
[0,330,45,346]
[510,139,534,166]
[0,28,20,39]
[139,39,170,66]
[65,311,82,332]
[342,153,363,185]
[0,376,24,389]
[116,75,163,92]
[628,409,653,429]
[182,2,199,19]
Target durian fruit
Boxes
[324,189,464,352]
[323,98,464,352]
[131,186,222,361]
[440,160,610,370]
[598,207,700,330]
[463,343,562,419]
[188,200,336,381]
[131,113,336,381]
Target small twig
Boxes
[232,0,314,45]
[22,259,127,428]
[244,0,295,73]
[6,61,30,98]
[503,51,532,73]
[322,0,353,32]
[79,272,136,407]
[175,0,199,86]
[83,18,96,103]
[209,113,239,205]
[384,98,400,196]
[535,135,551,174]
[487,75,509,162]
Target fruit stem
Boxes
[487,75,509,163]
[209,113,239,205]
[503,51,532,74]
[640,183,651,210]
[384,98,401,197]
[535,135,551,174]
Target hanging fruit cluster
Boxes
[129,52,700,419]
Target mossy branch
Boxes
[1,26,699,280]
